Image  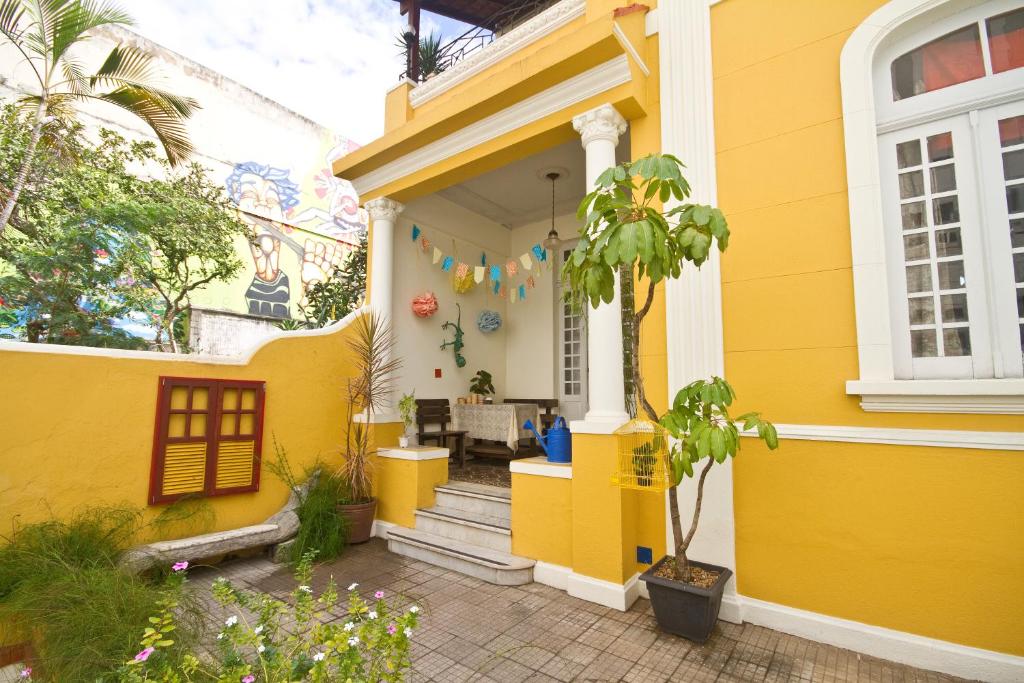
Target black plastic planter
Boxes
[640,556,732,643]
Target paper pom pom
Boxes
[477,309,502,333]
[412,292,439,318]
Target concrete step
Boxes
[415,505,511,552]
[387,528,533,586]
[434,481,511,521]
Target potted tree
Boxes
[398,392,417,448]
[469,370,495,404]
[337,312,401,543]
[564,154,779,642]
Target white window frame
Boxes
[841,0,1024,413]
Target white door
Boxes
[555,242,587,421]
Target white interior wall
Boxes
[393,195,511,404]
[505,213,581,402]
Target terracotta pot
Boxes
[337,499,376,544]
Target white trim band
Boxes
[740,423,1024,451]
[847,379,1024,414]
[566,571,642,611]
[509,457,572,479]
[377,447,450,461]
[532,561,572,591]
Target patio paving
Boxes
[188,539,974,682]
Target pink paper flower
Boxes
[134,647,155,662]
[172,561,189,572]
[387,623,397,635]
[374,590,384,599]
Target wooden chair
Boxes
[415,399,467,467]
[503,398,559,431]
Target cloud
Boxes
[129,0,410,145]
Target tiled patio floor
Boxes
[187,540,973,682]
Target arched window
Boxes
[843,0,1024,412]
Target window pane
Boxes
[900,171,924,198]
[239,413,255,436]
[1007,184,1024,214]
[908,297,935,324]
[220,413,236,437]
[192,388,208,411]
[1015,252,1024,283]
[1017,288,1024,316]
[170,387,188,410]
[933,195,960,224]
[940,293,969,322]
[1011,219,1024,248]
[942,327,972,356]
[937,260,966,289]
[930,164,957,191]
[911,329,938,357]
[927,133,955,162]
[986,8,1024,74]
[906,264,932,292]
[190,414,207,438]
[935,228,963,257]
[168,413,186,439]
[1000,116,1024,147]
[240,390,257,410]
[897,140,922,168]
[902,201,926,229]
[903,233,930,260]
[891,24,984,100]
[1003,149,1024,181]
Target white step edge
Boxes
[416,506,510,533]
[387,528,533,586]
[435,481,511,503]
[415,506,511,552]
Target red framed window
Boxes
[149,377,266,505]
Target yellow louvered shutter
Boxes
[162,443,208,495]
[215,441,255,489]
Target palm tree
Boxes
[0,0,199,237]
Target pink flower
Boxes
[387,623,397,635]
[94,248,109,259]
[242,676,255,683]
[374,590,384,599]
[172,561,189,572]
[19,668,31,679]
[134,647,155,662]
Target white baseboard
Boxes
[371,519,399,539]
[738,595,1024,683]
[533,561,572,590]
[566,570,642,611]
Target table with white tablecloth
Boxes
[451,403,540,453]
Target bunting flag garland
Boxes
[409,222,546,304]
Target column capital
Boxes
[365,197,405,222]
[572,104,628,147]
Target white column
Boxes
[660,0,740,622]
[364,196,404,422]
[571,104,630,433]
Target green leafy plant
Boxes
[395,30,448,80]
[565,154,779,582]
[398,391,417,431]
[0,0,198,238]
[298,232,367,329]
[0,508,203,681]
[118,553,419,682]
[469,370,494,396]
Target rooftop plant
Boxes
[564,153,779,583]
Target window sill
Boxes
[846,379,1024,414]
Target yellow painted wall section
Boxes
[0,320,362,542]
[711,0,1024,656]
[511,473,572,567]
[374,454,447,529]
[570,434,629,583]
[734,439,1024,655]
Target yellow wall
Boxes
[711,0,1024,656]
[511,472,573,567]
[374,452,448,529]
[0,319,361,541]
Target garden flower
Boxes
[343,622,354,632]
[19,668,31,679]
[347,636,359,647]
[313,652,325,662]
[404,627,413,637]
[409,605,419,613]
[374,590,384,599]
[257,644,265,653]
[225,616,238,627]
[242,676,255,683]
[217,633,225,640]
[367,610,377,619]
[254,625,264,634]
[172,561,189,572]
[387,623,397,635]
[347,582,358,590]
[299,585,312,593]
[134,647,155,662]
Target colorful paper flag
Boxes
[480,252,487,266]
[520,253,532,270]
[519,284,526,300]
[421,238,430,252]
[526,276,535,289]
[531,244,545,262]
[432,248,442,264]
[455,262,469,278]
[441,256,454,272]
[489,265,501,282]
[411,225,421,240]
[493,280,500,294]
[511,288,518,303]
[474,266,485,283]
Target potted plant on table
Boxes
[337,312,401,543]
[398,391,417,448]
[564,154,779,642]
[469,369,495,404]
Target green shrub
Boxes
[0,508,202,682]
[289,473,350,564]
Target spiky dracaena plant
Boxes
[0,0,199,237]
[337,312,401,503]
[563,154,779,582]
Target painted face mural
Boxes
[291,142,368,240]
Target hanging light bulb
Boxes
[542,171,561,251]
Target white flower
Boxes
[257,644,266,653]
[254,625,264,634]
[216,633,225,640]
[404,627,413,637]
[313,652,325,662]
[347,582,358,591]
[343,622,355,632]
[409,605,419,613]
[299,585,313,593]
[347,636,359,647]
[367,611,377,620]
[225,616,238,627]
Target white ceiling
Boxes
[436,134,630,229]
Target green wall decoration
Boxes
[440,303,466,368]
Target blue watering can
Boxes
[523,417,572,463]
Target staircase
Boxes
[386,481,534,585]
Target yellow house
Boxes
[331,0,1024,680]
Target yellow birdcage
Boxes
[611,418,670,492]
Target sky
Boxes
[131,1,472,146]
